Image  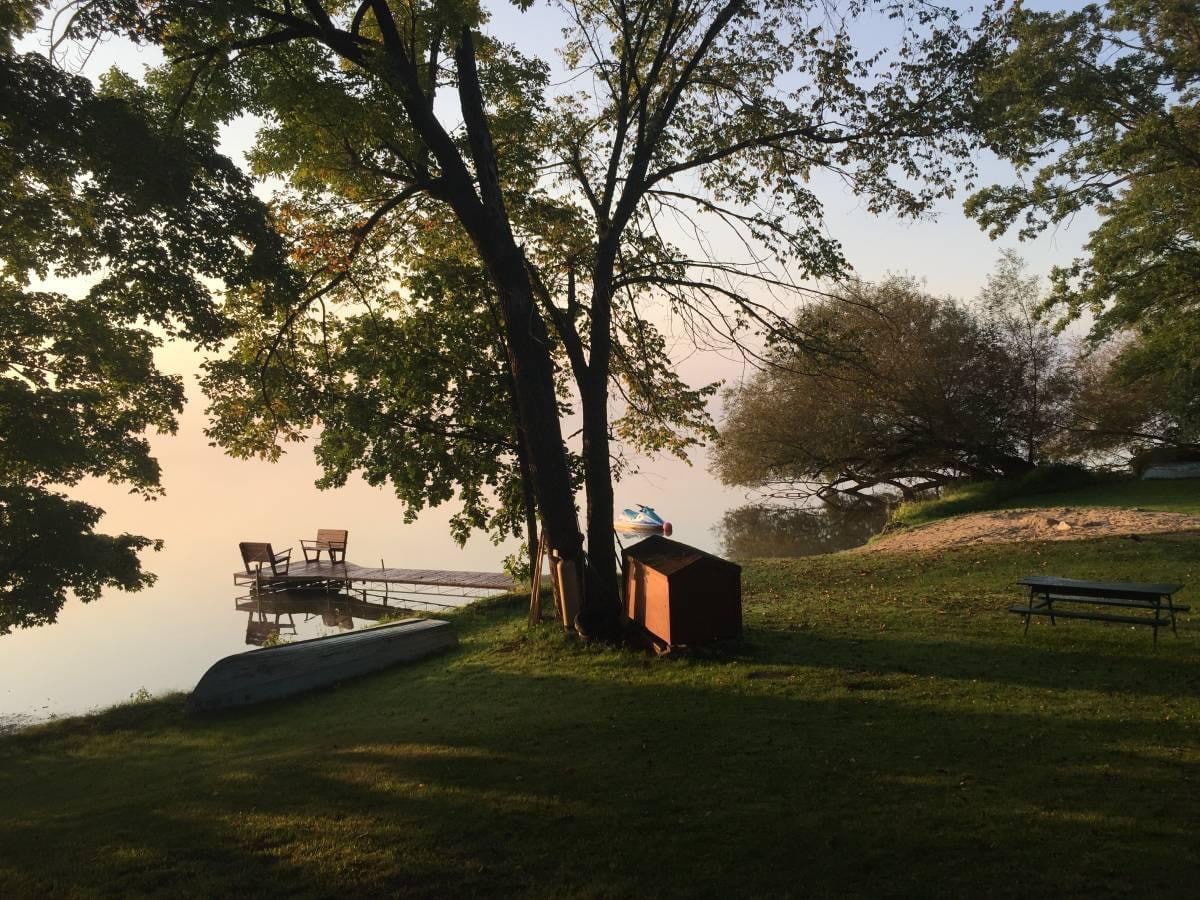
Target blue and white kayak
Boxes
[615,504,673,536]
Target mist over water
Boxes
[0,373,754,722]
[0,380,889,725]
[0,319,913,725]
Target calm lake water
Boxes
[0,380,887,728]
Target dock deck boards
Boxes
[233,560,513,592]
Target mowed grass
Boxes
[3,535,1200,898]
[894,475,1200,529]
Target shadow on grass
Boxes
[733,623,1200,699]
[1,661,1196,898]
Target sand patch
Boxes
[862,506,1200,553]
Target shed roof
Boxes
[622,535,740,576]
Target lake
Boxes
[0,393,887,729]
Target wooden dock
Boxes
[233,560,514,596]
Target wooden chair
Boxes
[301,529,348,564]
[239,542,292,577]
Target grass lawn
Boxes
[3,535,1199,897]
[893,475,1200,529]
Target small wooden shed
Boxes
[623,536,742,647]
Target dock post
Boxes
[528,530,547,625]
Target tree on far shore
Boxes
[979,249,1073,467]
[713,277,1030,505]
[711,266,1114,505]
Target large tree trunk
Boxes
[489,256,585,572]
[573,259,623,639]
[441,31,588,603]
[390,28,619,633]
[576,371,623,638]
[509,383,540,585]
[476,245,592,627]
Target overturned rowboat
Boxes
[188,618,456,712]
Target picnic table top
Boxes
[1018,575,1185,596]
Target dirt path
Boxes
[862,506,1200,553]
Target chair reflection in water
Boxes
[244,611,298,646]
[238,541,306,645]
[239,590,391,645]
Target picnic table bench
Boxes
[1009,576,1187,646]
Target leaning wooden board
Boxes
[188,618,456,712]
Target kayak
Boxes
[614,504,673,536]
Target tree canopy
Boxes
[968,0,1200,444]
[712,271,1084,504]
[54,0,1004,634]
[0,6,288,632]
[202,216,561,576]
[978,249,1074,467]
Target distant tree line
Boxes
[967,0,1199,447]
[712,254,1180,506]
[718,0,1200,507]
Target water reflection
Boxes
[716,503,890,559]
[236,585,467,646]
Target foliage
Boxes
[543,0,999,351]
[713,250,1175,501]
[4,537,1200,896]
[712,276,1036,504]
[0,486,159,632]
[0,12,289,632]
[202,219,543,546]
[979,249,1075,465]
[1050,338,1178,465]
[55,0,1005,625]
[967,0,1200,442]
[500,542,532,584]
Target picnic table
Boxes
[1009,575,1188,647]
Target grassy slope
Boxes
[893,476,1200,529]
[3,535,1199,898]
